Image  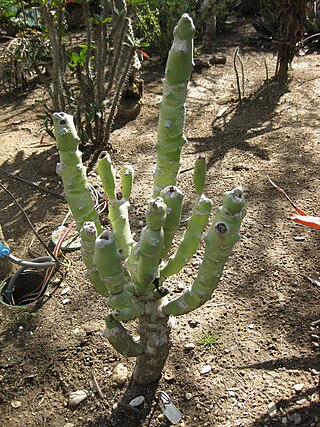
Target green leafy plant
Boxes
[53,14,245,386]
[197,331,219,348]
[133,0,202,58]
[41,0,142,151]
[250,8,278,42]
[0,29,50,92]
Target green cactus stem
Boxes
[53,13,246,387]
[153,14,195,196]
[135,198,167,295]
[162,188,245,316]
[193,156,206,196]
[160,185,183,258]
[97,152,134,259]
[94,230,144,321]
[80,222,108,296]
[103,314,145,357]
[53,112,102,233]
[94,230,126,294]
[96,151,117,200]
[160,194,212,278]
[121,164,134,200]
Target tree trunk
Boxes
[131,300,172,385]
[276,0,311,82]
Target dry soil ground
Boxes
[0,18,319,427]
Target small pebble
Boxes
[69,390,87,406]
[268,401,277,417]
[111,363,128,387]
[294,236,305,241]
[62,298,70,305]
[185,392,192,401]
[164,371,175,383]
[293,383,304,392]
[184,343,195,351]
[201,365,211,374]
[129,396,145,407]
[61,287,70,295]
[11,400,22,408]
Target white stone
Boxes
[61,287,70,295]
[129,396,145,407]
[267,401,277,417]
[111,363,128,387]
[201,365,212,374]
[11,400,22,408]
[69,390,87,406]
[184,343,195,350]
[293,383,304,392]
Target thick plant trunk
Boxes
[131,300,172,385]
[276,0,310,82]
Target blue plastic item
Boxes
[0,241,11,258]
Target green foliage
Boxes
[212,0,243,20]
[197,331,219,348]
[0,29,50,91]
[38,0,140,149]
[0,0,42,29]
[251,3,320,46]
[0,0,18,21]
[251,8,278,42]
[133,0,202,57]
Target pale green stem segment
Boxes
[103,314,145,357]
[162,188,245,316]
[134,198,167,296]
[94,230,144,322]
[97,151,116,200]
[97,152,134,259]
[53,112,101,233]
[122,164,134,200]
[160,185,183,258]
[153,14,195,196]
[160,194,212,278]
[194,156,206,196]
[80,222,108,297]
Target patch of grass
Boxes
[197,331,219,348]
